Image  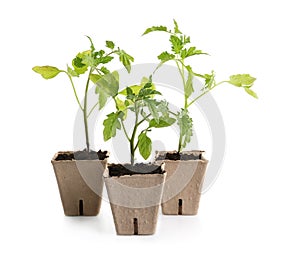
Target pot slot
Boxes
[178,199,183,215]
[79,199,84,216]
[133,218,138,235]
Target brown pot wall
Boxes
[155,151,208,215]
[51,151,108,216]
[104,167,165,235]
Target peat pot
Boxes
[155,150,208,215]
[104,163,166,235]
[51,150,108,216]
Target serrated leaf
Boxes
[229,74,256,87]
[170,35,183,54]
[103,112,122,141]
[96,71,119,97]
[117,50,134,73]
[138,132,152,160]
[144,99,159,122]
[142,25,169,35]
[138,88,161,98]
[72,51,89,75]
[100,66,110,74]
[149,117,176,128]
[181,47,207,59]
[157,51,175,61]
[32,66,62,79]
[177,110,193,150]
[185,68,194,98]
[97,55,114,65]
[90,73,102,83]
[244,87,258,99]
[106,40,115,49]
[173,19,182,34]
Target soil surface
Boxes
[108,163,164,177]
[55,149,108,161]
[156,152,202,161]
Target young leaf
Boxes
[96,71,119,97]
[115,97,128,119]
[106,40,115,50]
[229,74,256,87]
[181,47,207,59]
[72,52,89,75]
[149,117,176,128]
[138,132,152,160]
[32,66,62,79]
[142,25,169,35]
[144,99,159,122]
[67,66,79,77]
[158,51,175,61]
[244,87,258,99]
[97,55,114,65]
[103,112,122,141]
[173,19,182,34]
[177,110,193,150]
[117,50,134,73]
[185,68,194,98]
[170,35,183,54]
[90,73,102,83]
[100,66,110,74]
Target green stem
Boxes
[130,102,139,165]
[187,81,226,108]
[113,98,131,142]
[83,68,93,152]
[87,102,98,118]
[64,72,83,111]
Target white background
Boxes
[1,0,299,268]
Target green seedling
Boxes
[33,36,134,152]
[143,20,257,152]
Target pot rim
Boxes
[51,151,109,163]
[154,150,208,163]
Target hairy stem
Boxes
[64,72,83,111]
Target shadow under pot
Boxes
[51,150,108,216]
[155,150,208,216]
[104,163,166,235]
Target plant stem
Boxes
[130,102,139,165]
[64,72,83,111]
[113,98,131,142]
[83,68,93,152]
[87,102,98,118]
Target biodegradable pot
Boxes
[51,151,108,216]
[155,150,208,215]
[104,163,166,235]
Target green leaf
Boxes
[67,66,79,77]
[170,35,183,54]
[96,71,119,97]
[142,25,169,35]
[173,19,182,34]
[138,132,152,160]
[103,112,122,141]
[98,89,108,110]
[115,97,128,119]
[244,87,258,99]
[32,66,62,79]
[90,73,102,83]
[72,51,89,75]
[185,68,194,98]
[229,74,256,87]
[117,50,134,73]
[97,55,114,64]
[100,66,110,75]
[177,110,193,150]
[181,47,207,59]
[106,40,115,49]
[158,51,175,61]
[149,117,176,128]
[144,99,159,122]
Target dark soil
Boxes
[108,163,164,177]
[156,152,202,161]
[55,149,108,161]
